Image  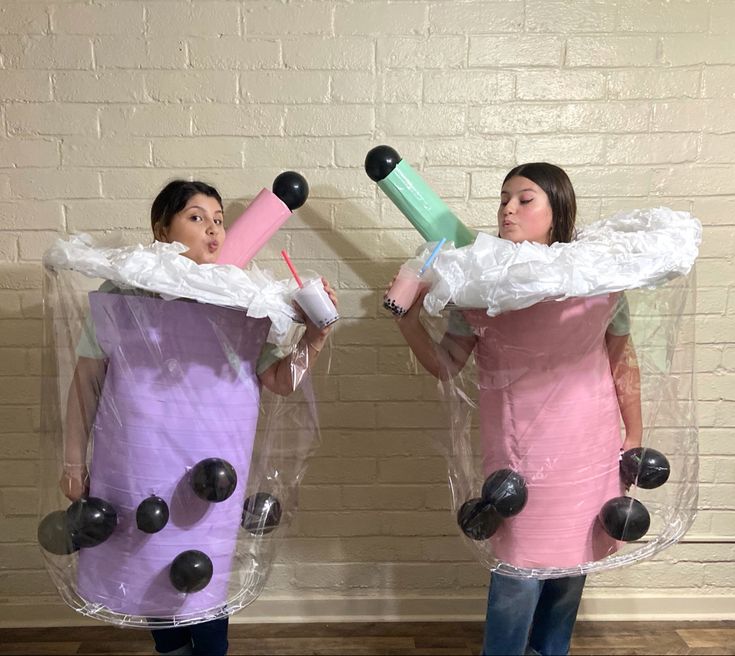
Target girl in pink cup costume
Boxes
[388,163,642,656]
[59,180,337,656]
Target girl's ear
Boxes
[152,222,167,243]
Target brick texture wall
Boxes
[0,0,733,624]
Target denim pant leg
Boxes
[150,625,191,654]
[482,572,543,656]
[190,617,229,656]
[528,575,586,656]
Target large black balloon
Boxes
[242,492,282,535]
[272,171,309,210]
[38,510,79,555]
[169,550,213,593]
[66,497,117,548]
[598,496,651,542]
[481,469,528,518]
[620,447,671,489]
[136,495,170,534]
[190,458,237,502]
[457,497,503,541]
[364,145,402,182]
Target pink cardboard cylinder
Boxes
[217,189,291,268]
[77,292,271,617]
[463,294,623,569]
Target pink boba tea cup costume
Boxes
[367,146,701,576]
[425,222,698,576]
[462,295,623,569]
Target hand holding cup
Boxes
[383,238,445,320]
[296,277,339,347]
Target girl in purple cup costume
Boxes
[59,180,337,656]
[387,164,643,656]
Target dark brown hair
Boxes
[150,179,223,235]
[502,163,576,244]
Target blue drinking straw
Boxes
[419,238,446,276]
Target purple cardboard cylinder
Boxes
[77,292,271,617]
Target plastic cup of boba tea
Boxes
[293,278,340,329]
[384,238,446,317]
[383,264,427,317]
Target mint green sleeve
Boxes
[75,313,106,359]
[74,280,121,359]
[446,309,474,337]
[256,342,293,376]
[607,293,631,337]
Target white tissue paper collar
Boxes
[43,234,302,343]
[421,207,702,316]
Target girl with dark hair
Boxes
[500,162,577,244]
[386,163,641,656]
[61,179,337,656]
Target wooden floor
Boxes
[0,621,733,655]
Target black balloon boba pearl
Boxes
[598,496,651,542]
[242,492,283,535]
[481,469,528,518]
[457,497,503,541]
[620,447,671,489]
[190,458,238,503]
[37,509,79,555]
[169,550,213,593]
[272,171,309,210]
[136,495,170,534]
[66,496,118,548]
[365,145,402,182]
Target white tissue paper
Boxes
[421,207,702,316]
[43,234,301,343]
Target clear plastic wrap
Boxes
[410,208,701,578]
[423,207,702,317]
[38,237,323,627]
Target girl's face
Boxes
[156,193,225,264]
[498,176,554,245]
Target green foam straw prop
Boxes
[365,145,476,247]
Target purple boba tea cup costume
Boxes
[38,235,321,627]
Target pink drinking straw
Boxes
[280,250,303,288]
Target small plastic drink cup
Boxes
[384,264,427,317]
[293,278,340,329]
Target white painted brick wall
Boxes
[0,0,733,624]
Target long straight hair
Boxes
[503,163,576,244]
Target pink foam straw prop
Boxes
[280,250,303,289]
[217,189,291,268]
[464,294,623,569]
[77,292,271,617]
[217,172,309,269]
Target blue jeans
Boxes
[482,572,586,656]
[151,617,229,656]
